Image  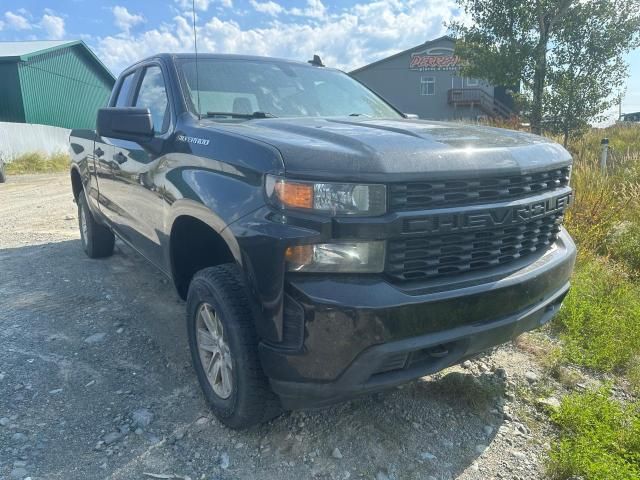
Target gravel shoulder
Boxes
[1,173,557,480]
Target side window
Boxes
[114,73,135,107]
[134,66,170,134]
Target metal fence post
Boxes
[600,138,609,174]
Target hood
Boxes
[200,117,572,182]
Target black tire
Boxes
[77,191,115,258]
[0,161,6,183]
[186,264,281,429]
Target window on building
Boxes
[420,76,435,96]
[134,66,170,134]
[466,77,480,87]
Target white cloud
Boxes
[250,0,326,19]
[250,0,284,16]
[97,0,462,75]
[175,0,216,12]
[289,0,327,19]
[112,6,145,33]
[40,14,65,39]
[5,11,31,30]
[97,15,193,71]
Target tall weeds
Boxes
[561,124,640,255]
[5,151,70,175]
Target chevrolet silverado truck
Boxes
[69,53,576,429]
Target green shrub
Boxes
[564,161,633,251]
[548,388,640,479]
[564,124,640,168]
[628,360,640,397]
[553,254,640,372]
[5,151,70,174]
[605,220,640,273]
[561,124,640,253]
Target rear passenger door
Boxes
[98,63,174,269]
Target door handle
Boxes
[94,147,104,157]
[114,152,127,164]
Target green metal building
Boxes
[0,40,115,130]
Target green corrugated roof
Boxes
[0,40,75,60]
[0,40,115,82]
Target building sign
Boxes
[409,47,461,71]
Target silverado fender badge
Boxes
[177,135,210,146]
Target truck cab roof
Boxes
[125,52,333,72]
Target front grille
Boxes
[386,212,563,282]
[388,167,570,211]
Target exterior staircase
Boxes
[448,88,513,119]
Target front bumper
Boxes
[259,228,576,409]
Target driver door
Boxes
[97,63,173,268]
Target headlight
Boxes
[266,175,386,216]
[285,241,386,273]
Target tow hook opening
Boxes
[372,341,458,377]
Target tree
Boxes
[545,0,636,145]
[449,0,640,138]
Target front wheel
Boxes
[0,160,6,183]
[77,191,115,258]
[186,264,281,429]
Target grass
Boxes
[605,220,640,274]
[5,151,70,174]
[552,124,640,376]
[553,254,640,373]
[548,388,640,480]
[540,123,640,479]
[629,361,640,396]
[562,126,640,254]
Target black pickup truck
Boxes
[69,53,576,428]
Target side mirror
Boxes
[97,107,154,142]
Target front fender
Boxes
[165,198,243,265]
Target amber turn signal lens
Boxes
[285,245,314,267]
[274,181,313,209]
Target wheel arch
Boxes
[168,210,242,300]
[70,166,83,200]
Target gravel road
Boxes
[0,173,555,480]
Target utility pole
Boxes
[618,93,623,120]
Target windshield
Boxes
[176,58,402,119]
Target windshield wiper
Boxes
[205,111,277,119]
[348,113,371,117]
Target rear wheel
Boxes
[77,192,115,258]
[186,264,281,429]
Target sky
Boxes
[0,0,638,121]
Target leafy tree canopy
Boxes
[450,0,640,142]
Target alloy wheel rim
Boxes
[196,303,233,399]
